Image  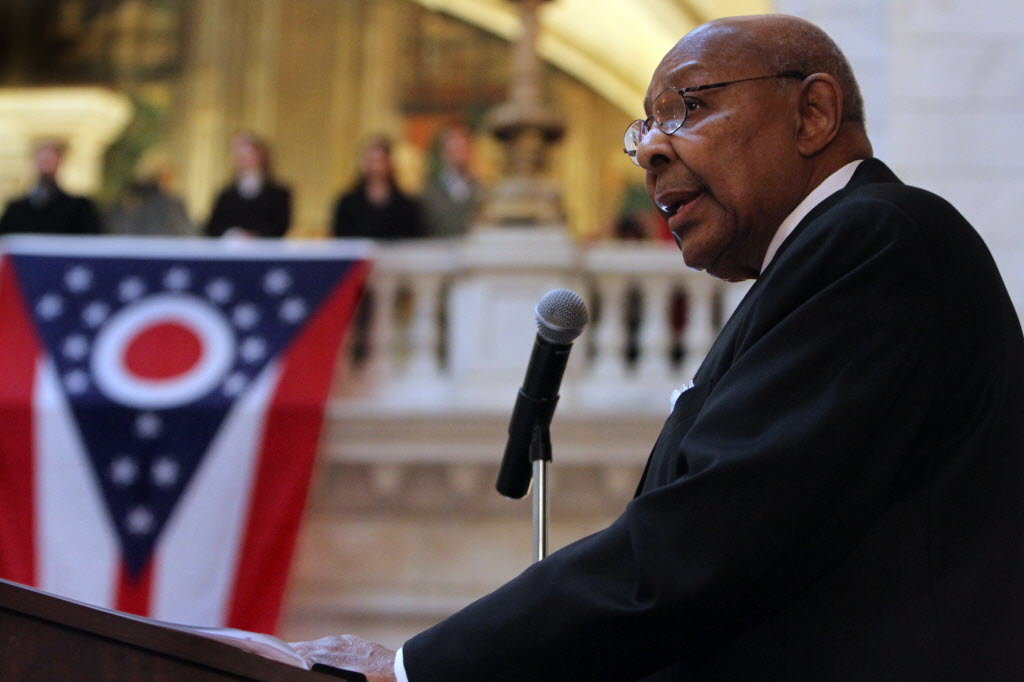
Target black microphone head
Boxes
[535,288,589,345]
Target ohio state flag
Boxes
[0,235,369,634]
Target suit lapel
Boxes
[633,159,905,498]
[762,158,903,277]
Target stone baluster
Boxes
[636,275,674,381]
[367,273,399,382]
[588,273,630,383]
[403,272,444,381]
[681,277,715,381]
[721,280,752,322]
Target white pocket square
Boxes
[669,381,696,411]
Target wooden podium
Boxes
[0,578,345,680]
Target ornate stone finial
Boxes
[480,0,566,226]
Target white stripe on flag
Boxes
[151,361,281,626]
[35,357,119,606]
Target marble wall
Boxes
[778,0,1024,315]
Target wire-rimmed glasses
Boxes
[623,71,806,166]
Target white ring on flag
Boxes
[92,294,235,408]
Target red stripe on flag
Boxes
[225,262,368,633]
[0,256,42,585]
[115,557,154,616]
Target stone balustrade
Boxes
[331,231,741,418]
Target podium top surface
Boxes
[0,578,342,681]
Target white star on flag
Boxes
[62,334,89,360]
[263,268,292,295]
[36,293,64,320]
[164,266,191,291]
[118,277,147,302]
[135,413,163,439]
[64,369,90,394]
[239,337,267,363]
[233,302,260,329]
[222,372,247,397]
[64,265,93,293]
[205,278,234,303]
[110,456,139,486]
[279,297,307,324]
[82,301,111,328]
[125,506,155,535]
[151,456,180,488]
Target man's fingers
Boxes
[288,635,396,682]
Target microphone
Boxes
[496,289,589,499]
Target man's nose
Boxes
[636,125,677,171]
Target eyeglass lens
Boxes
[623,121,643,164]
[653,89,686,135]
[623,89,688,166]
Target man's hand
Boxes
[289,635,397,682]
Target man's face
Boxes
[34,145,63,178]
[443,128,472,170]
[637,30,805,281]
[232,138,262,173]
[362,145,392,180]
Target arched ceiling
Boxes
[410,0,771,115]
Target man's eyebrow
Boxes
[664,59,702,82]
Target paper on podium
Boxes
[156,621,310,668]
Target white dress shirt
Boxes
[395,646,409,682]
[670,159,863,411]
[760,159,863,273]
[398,159,866,681]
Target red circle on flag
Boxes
[123,320,202,380]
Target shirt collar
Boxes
[236,172,264,199]
[760,159,864,274]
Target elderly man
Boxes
[293,15,1024,681]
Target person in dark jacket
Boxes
[0,139,101,236]
[331,136,424,240]
[204,131,291,238]
[292,15,1024,682]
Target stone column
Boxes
[242,0,282,137]
[357,0,405,142]
[479,0,565,226]
[175,0,231,222]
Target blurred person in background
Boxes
[421,123,480,237]
[0,139,102,235]
[106,147,192,236]
[331,136,424,240]
[204,131,291,238]
[609,185,673,242]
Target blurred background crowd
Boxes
[0,0,680,246]
[1,125,499,241]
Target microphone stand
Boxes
[529,423,552,562]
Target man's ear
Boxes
[795,74,843,157]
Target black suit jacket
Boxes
[204,181,291,238]
[331,184,425,240]
[404,160,1024,680]
[0,187,101,235]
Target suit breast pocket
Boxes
[637,382,712,494]
[665,382,711,433]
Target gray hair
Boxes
[683,16,867,125]
[760,21,865,124]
